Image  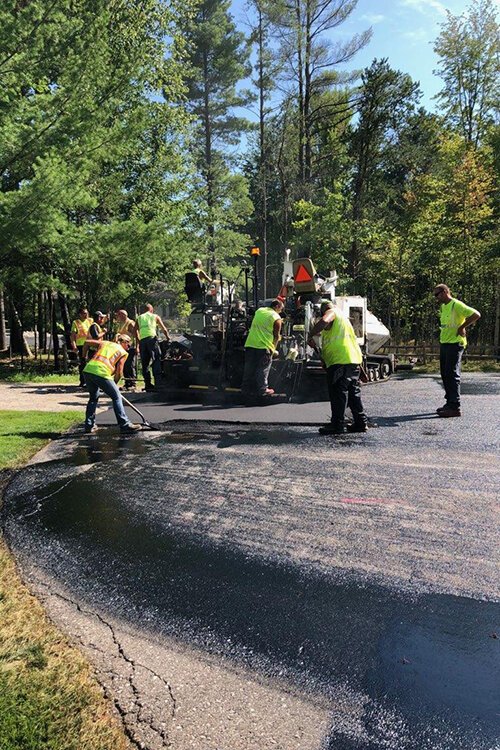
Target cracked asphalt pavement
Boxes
[2,373,500,750]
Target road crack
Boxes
[35,581,176,748]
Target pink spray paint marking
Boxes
[340,497,397,505]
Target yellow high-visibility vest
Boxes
[321,313,362,366]
[136,312,157,340]
[71,317,93,346]
[84,341,127,379]
[245,307,280,351]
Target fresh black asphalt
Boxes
[2,373,499,749]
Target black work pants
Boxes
[123,346,137,388]
[439,343,464,408]
[326,364,367,430]
[77,345,86,386]
[242,348,272,395]
[139,337,162,388]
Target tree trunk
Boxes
[0,288,7,350]
[257,6,268,298]
[202,49,216,276]
[494,272,500,357]
[9,297,32,356]
[37,291,47,354]
[51,294,60,370]
[58,292,72,348]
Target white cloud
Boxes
[361,13,386,23]
[403,28,430,42]
[399,0,447,16]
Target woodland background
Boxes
[0,0,498,354]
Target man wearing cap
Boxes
[308,300,368,435]
[70,307,93,387]
[134,303,170,392]
[88,311,107,346]
[433,284,480,417]
[242,299,284,397]
[82,334,141,434]
[114,309,137,390]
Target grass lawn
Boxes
[0,411,82,471]
[0,411,130,750]
[411,358,500,374]
[0,360,78,385]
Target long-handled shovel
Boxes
[120,393,163,431]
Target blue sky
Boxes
[231,0,499,110]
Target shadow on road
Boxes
[4,466,499,749]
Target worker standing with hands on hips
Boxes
[70,307,93,387]
[134,303,170,392]
[433,284,480,418]
[308,300,368,435]
[82,334,141,434]
[242,299,284,397]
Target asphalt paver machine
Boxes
[160,250,394,402]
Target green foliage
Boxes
[434,0,500,146]
[182,0,255,271]
[0,0,197,315]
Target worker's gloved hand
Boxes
[272,350,280,359]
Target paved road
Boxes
[2,373,500,750]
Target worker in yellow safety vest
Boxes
[82,334,141,434]
[190,258,212,284]
[134,303,170,392]
[433,283,480,418]
[114,309,137,390]
[308,300,368,435]
[242,299,284,397]
[70,307,93,386]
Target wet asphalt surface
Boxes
[2,373,500,749]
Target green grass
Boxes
[0,360,78,384]
[0,412,130,749]
[0,411,82,471]
[412,359,500,374]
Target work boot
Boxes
[436,404,448,414]
[319,423,346,435]
[262,388,275,395]
[120,423,142,433]
[84,425,98,434]
[346,423,368,433]
[438,407,461,418]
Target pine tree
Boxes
[183,0,255,274]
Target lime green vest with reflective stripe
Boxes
[71,317,93,346]
[321,313,362,366]
[136,311,157,340]
[84,341,127,379]
[245,307,280,351]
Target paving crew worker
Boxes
[70,307,93,387]
[88,311,107,346]
[82,334,141,434]
[191,258,212,284]
[114,309,137,390]
[308,300,368,435]
[433,283,480,418]
[242,299,284,397]
[134,303,170,392]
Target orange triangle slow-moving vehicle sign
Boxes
[294,263,313,283]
